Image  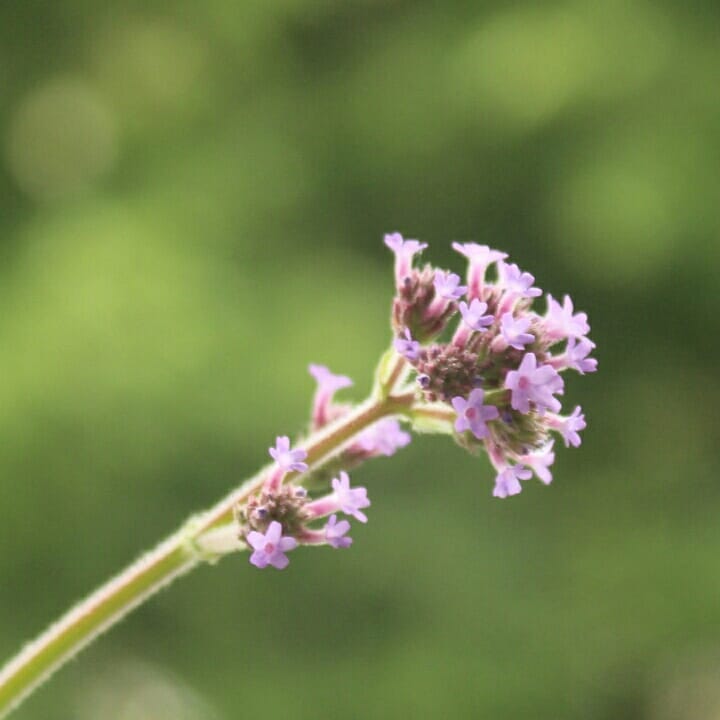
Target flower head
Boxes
[394,328,421,361]
[493,465,532,499]
[451,389,500,440]
[325,514,353,549]
[433,270,467,300]
[269,436,308,473]
[505,353,564,415]
[247,521,298,569]
[332,471,370,523]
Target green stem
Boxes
[0,392,413,719]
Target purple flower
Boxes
[518,442,555,485]
[458,299,494,332]
[451,242,507,266]
[269,436,308,473]
[452,242,508,299]
[493,465,532,498]
[384,232,428,285]
[564,337,598,374]
[247,521,298,569]
[498,261,542,299]
[355,418,411,457]
[505,353,564,414]
[552,406,586,448]
[543,294,590,341]
[451,389,500,440]
[309,364,354,393]
[325,514,353,549]
[332,471,370,523]
[433,270,467,300]
[499,312,534,350]
[308,364,354,427]
[394,328,421,361]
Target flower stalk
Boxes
[0,385,413,719]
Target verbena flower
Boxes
[247,521,298,569]
[236,233,595,570]
[518,442,555,485]
[543,294,590,341]
[493,465,532,498]
[561,337,598,375]
[355,418,411,457]
[384,232,428,287]
[308,364,354,428]
[269,436,309,473]
[458,299,494,332]
[332,471,371,523]
[325,515,353,549]
[451,389,499,440]
[495,312,534,351]
[505,353,564,415]
[548,406,586,448]
[452,242,507,299]
[434,270,467,300]
[394,328,421,360]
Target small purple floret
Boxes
[556,406,586,448]
[451,389,500,440]
[247,521,298,569]
[499,312,534,350]
[451,242,507,266]
[544,294,590,341]
[269,436,309,473]
[384,233,428,285]
[308,364,354,392]
[325,514,353,549]
[458,299,494,332]
[384,232,427,256]
[493,465,532,498]
[519,442,555,485]
[498,261,542,299]
[332,471,370,523]
[564,337,597,374]
[505,353,564,415]
[356,418,411,457]
[394,328,421,361]
[433,270,467,300]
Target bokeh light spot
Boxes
[5,78,117,201]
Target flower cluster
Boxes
[236,364,411,569]
[235,233,594,569]
[385,234,596,499]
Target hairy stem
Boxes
[0,391,413,719]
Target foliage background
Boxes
[1,1,718,718]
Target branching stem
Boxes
[0,387,415,719]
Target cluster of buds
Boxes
[387,233,596,498]
[234,233,595,569]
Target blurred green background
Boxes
[1,1,719,718]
